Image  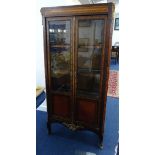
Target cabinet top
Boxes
[40,3,115,17]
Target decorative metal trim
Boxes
[62,123,83,131]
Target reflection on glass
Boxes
[77,19,104,98]
[78,20,104,46]
[78,48,102,70]
[51,47,70,70]
[49,20,71,92]
[77,72,100,93]
[49,20,70,45]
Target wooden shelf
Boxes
[78,45,103,48]
[51,91,71,96]
[50,44,70,48]
[49,32,69,35]
[52,69,70,78]
[78,68,100,73]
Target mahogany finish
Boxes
[76,99,97,125]
[41,3,114,149]
[51,94,71,118]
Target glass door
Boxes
[74,16,107,126]
[47,18,72,94]
[76,16,106,99]
[46,17,73,119]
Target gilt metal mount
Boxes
[62,123,82,131]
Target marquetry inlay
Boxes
[41,4,109,17]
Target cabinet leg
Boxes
[98,134,103,149]
[47,121,52,135]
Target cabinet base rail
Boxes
[47,121,104,149]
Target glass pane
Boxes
[49,20,70,45]
[77,71,100,98]
[77,19,104,98]
[48,20,71,92]
[78,19,103,46]
[78,47,102,70]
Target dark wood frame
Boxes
[41,3,115,149]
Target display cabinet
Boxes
[40,3,114,148]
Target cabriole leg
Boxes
[98,134,103,149]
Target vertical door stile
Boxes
[98,16,107,127]
[74,16,78,124]
[46,18,52,95]
[71,16,75,123]
[73,16,77,124]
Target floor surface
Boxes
[36,97,119,155]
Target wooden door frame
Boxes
[73,15,108,128]
[45,17,74,122]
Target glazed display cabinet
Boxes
[40,3,114,148]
